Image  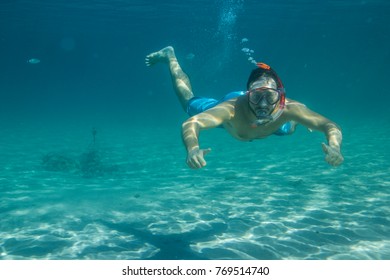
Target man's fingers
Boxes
[187,149,210,169]
[187,148,212,169]
[321,143,329,153]
[187,156,201,169]
[202,148,211,156]
[190,158,205,169]
[321,143,344,167]
[198,156,207,167]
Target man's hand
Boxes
[321,143,344,166]
[186,148,211,169]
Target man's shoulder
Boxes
[284,99,308,118]
[286,98,307,109]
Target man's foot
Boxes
[145,46,175,66]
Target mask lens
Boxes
[249,88,280,105]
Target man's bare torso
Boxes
[220,96,296,141]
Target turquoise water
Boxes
[0,0,389,260]
[0,118,389,259]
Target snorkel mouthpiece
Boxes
[251,115,273,127]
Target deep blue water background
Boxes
[0,0,389,260]
[1,0,389,123]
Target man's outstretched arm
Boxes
[182,104,233,169]
[287,103,344,166]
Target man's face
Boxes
[248,78,279,118]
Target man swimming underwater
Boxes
[145,46,343,169]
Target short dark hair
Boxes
[246,68,280,90]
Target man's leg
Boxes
[145,46,194,111]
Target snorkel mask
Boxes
[247,62,286,127]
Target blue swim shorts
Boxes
[186,91,294,136]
